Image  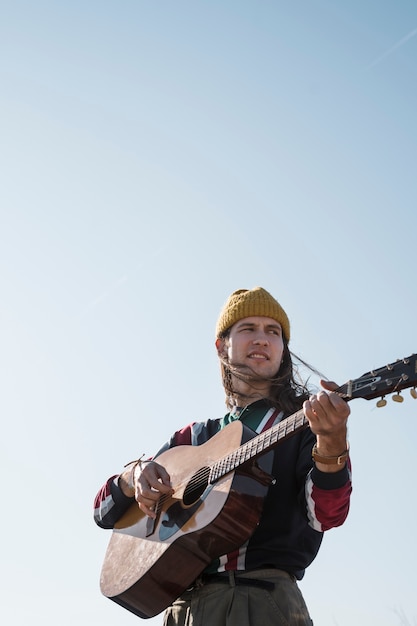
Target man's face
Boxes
[216,316,285,380]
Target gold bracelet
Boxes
[312,443,349,465]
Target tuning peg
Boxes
[392,393,404,403]
[411,388,417,399]
[376,397,387,408]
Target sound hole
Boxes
[183,466,210,506]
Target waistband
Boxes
[189,568,295,592]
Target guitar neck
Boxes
[209,353,417,483]
[210,409,308,482]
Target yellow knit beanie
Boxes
[215,287,290,341]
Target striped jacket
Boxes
[94,400,352,580]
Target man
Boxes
[94,287,351,625]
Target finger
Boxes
[316,385,350,414]
[320,381,350,412]
[142,463,174,493]
[135,481,162,517]
[155,465,172,485]
[320,379,339,392]
[138,500,157,519]
[327,392,350,417]
[145,476,174,495]
[303,398,317,417]
[136,478,169,505]
[307,393,328,416]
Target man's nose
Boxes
[253,333,268,345]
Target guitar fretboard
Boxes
[210,409,308,482]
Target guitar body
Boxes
[100,420,273,619]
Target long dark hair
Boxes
[219,334,316,414]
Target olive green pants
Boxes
[163,569,313,626]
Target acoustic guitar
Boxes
[100,354,417,618]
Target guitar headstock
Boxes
[338,354,417,404]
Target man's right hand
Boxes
[131,460,174,518]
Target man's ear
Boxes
[215,337,227,357]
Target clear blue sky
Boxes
[1,2,416,625]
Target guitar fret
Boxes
[211,409,310,482]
